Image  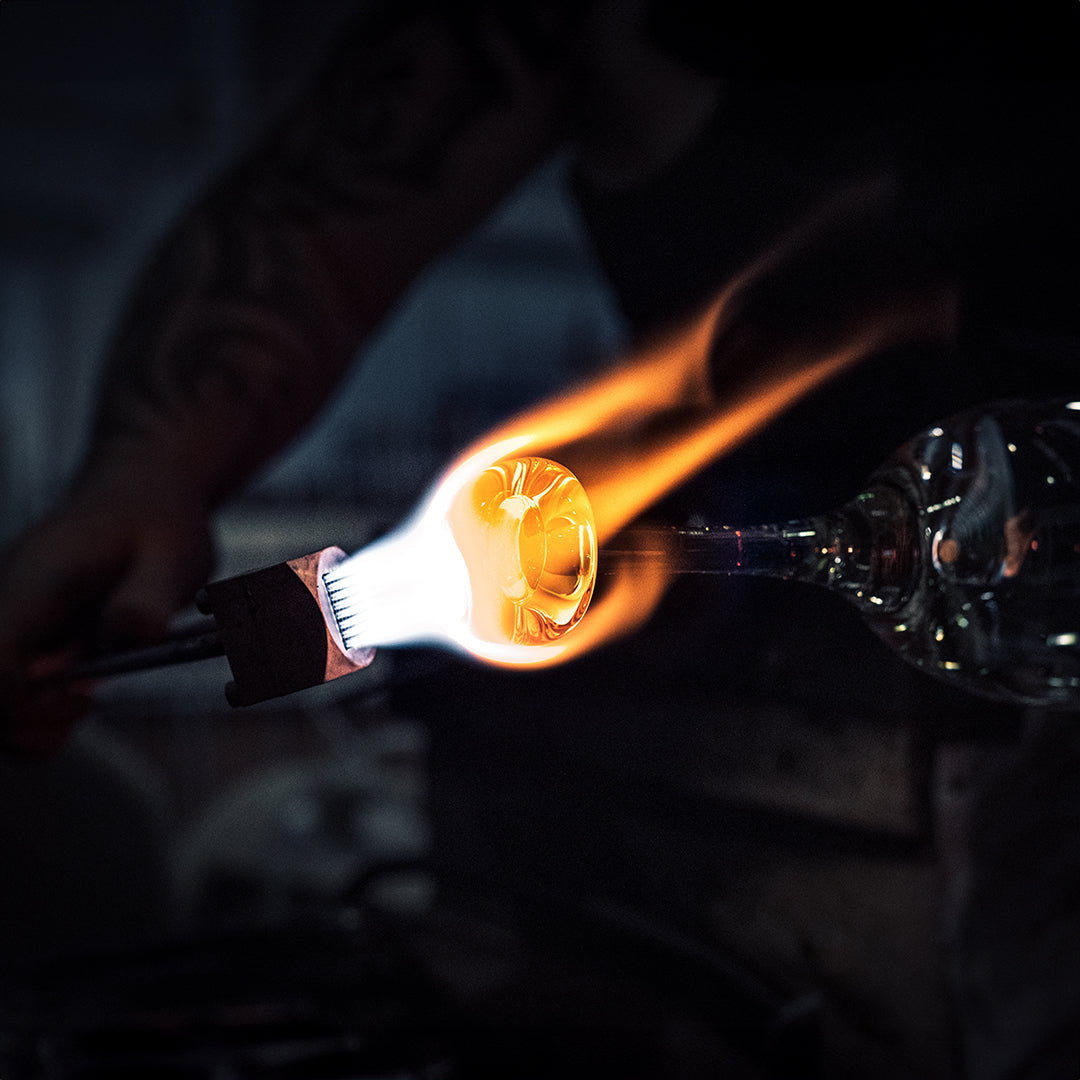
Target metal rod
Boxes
[37,618,224,682]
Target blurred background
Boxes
[0,0,628,541]
[2,2,1080,1078]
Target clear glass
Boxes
[655,400,1080,709]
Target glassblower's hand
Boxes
[0,463,214,753]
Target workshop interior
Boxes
[2,2,1079,1077]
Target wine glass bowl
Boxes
[866,399,1080,708]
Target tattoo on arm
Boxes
[91,1,571,494]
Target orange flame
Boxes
[435,181,957,665]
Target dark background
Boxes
[1,3,1080,1078]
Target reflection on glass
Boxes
[641,400,1080,709]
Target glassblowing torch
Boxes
[62,547,375,707]
[53,454,601,705]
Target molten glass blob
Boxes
[451,456,597,646]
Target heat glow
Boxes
[323,186,956,666]
[324,305,922,667]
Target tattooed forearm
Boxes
[266,7,507,210]
[88,1,573,501]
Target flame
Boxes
[329,180,957,667]
[436,304,862,665]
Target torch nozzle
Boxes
[34,547,376,707]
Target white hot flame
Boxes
[319,435,568,667]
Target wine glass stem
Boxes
[608,483,920,615]
[673,516,853,585]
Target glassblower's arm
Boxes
[12,11,567,725]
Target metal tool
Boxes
[59,618,225,680]
[44,547,375,707]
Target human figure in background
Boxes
[0,0,1075,747]
[1,4,1078,1072]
